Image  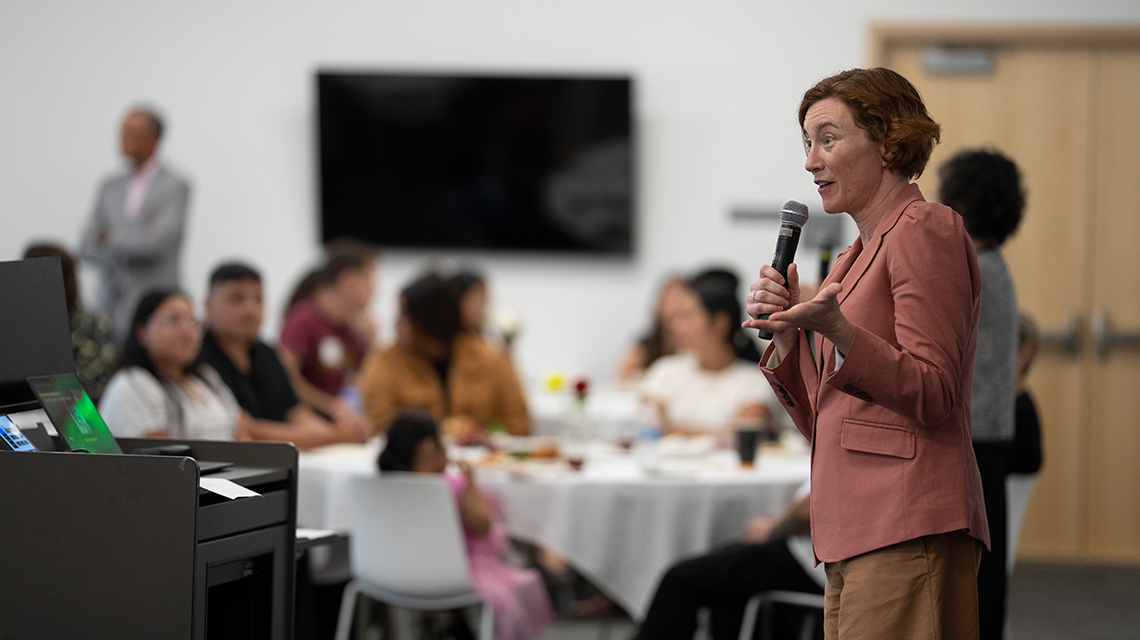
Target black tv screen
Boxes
[317,71,634,254]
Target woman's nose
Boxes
[804,145,822,173]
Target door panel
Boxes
[1087,49,1140,562]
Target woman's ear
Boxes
[881,143,897,170]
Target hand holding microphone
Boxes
[747,201,809,340]
[744,263,801,353]
[745,200,857,358]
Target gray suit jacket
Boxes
[79,164,191,341]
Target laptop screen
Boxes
[27,373,122,454]
[0,415,37,452]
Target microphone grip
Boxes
[757,226,802,340]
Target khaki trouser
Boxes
[823,530,984,640]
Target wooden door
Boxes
[874,27,1140,563]
[1087,49,1140,562]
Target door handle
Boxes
[1039,312,1082,356]
[1092,310,1140,358]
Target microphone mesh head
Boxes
[780,200,809,228]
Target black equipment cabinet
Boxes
[0,258,297,638]
[0,439,298,639]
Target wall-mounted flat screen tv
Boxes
[317,71,634,254]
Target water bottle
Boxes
[562,396,589,471]
[636,404,663,473]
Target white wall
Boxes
[2,0,1138,385]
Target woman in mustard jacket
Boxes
[359,272,530,437]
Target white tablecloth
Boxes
[296,440,809,620]
[526,386,642,438]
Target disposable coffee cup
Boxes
[735,427,762,467]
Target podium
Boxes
[0,258,298,638]
[0,438,298,639]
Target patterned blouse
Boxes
[72,309,117,404]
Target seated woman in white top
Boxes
[100,290,242,440]
[640,270,773,437]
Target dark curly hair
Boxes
[799,68,941,179]
[937,149,1025,247]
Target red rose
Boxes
[574,378,589,399]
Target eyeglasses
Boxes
[152,314,202,331]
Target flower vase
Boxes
[562,397,589,470]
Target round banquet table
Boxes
[296,439,810,620]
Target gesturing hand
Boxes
[775,283,855,355]
[744,265,856,357]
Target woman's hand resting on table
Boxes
[743,263,856,360]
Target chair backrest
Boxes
[1006,474,1038,575]
[348,473,474,597]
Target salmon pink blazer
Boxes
[761,184,990,563]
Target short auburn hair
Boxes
[799,68,941,179]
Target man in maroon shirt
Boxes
[279,239,377,432]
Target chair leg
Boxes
[695,607,710,640]
[738,595,762,640]
[798,610,816,640]
[477,601,495,640]
[390,607,417,640]
[335,580,362,640]
[759,600,776,640]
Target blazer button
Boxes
[776,385,795,408]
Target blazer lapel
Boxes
[813,184,925,372]
[106,175,130,223]
[137,167,169,221]
[836,184,923,306]
[812,237,859,375]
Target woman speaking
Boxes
[744,68,989,639]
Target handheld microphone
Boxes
[757,200,809,340]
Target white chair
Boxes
[1004,473,1038,640]
[1005,474,1038,576]
[334,473,494,640]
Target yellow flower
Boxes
[544,370,566,392]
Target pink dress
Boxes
[446,473,552,640]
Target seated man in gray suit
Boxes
[80,106,191,343]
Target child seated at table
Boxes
[378,411,552,640]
